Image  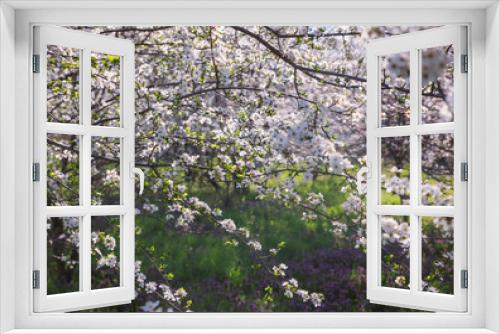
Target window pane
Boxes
[91,216,120,290]
[380,136,410,205]
[421,134,454,206]
[91,52,121,127]
[91,137,121,205]
[421,216,454,294]
[47,45,80,124]
[380,52,410,127]
[381,215,410,289]
[47,134,80,206]
[421,45,454,124]
[47,217,80,294]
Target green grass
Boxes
[81,169,434,312]
[130,174,352,311]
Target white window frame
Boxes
[0,1,499,333]
[32,25,136,312]
[366,26,468,312]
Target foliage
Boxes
[45,25,454,312]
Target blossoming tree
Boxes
[45,25,454,312]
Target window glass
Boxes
[91,137,121,206]
[91,216,121,290]
[380,136,410,205]
[380,215,410,289]
[47,45,80,124]
[91,52,121,127]
[380,52,411,127]
[421,134,454,206]
[47,217,80,294]
[47,134,80,206]
[421,45,454,124]
[421,216,454,294]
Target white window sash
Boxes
[32,25,136,312]
[366,25,468,312]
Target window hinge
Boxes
[32,270,40,289]
[461,162,468,182]
[461,54,468,73]
[32,54,40,73]
[32,162,40,182]
[461,269,468,289]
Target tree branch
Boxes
[231,26,366,83]
[264,26,361,39]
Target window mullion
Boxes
[409,47,421,293]
[81,48,92,293]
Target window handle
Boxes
[356,166,369,195]
[131,165,144,195]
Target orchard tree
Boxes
[46,26,454,312]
